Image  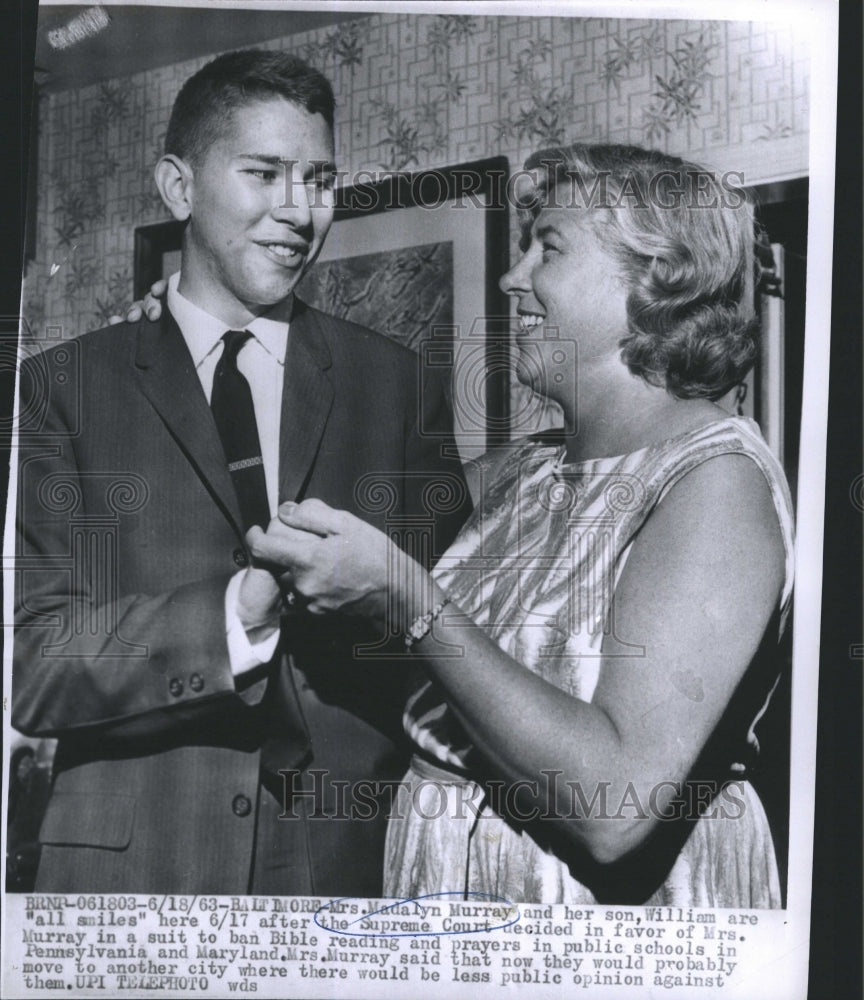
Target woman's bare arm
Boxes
[251,453,785,862]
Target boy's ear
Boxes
[154,154,194,221]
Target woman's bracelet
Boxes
[404,597,451,650]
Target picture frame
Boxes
[729,178,809,493]
[134,157,512,457]
[752,177,809,496]
[133,217,185,298]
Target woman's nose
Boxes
[499,253,531,295]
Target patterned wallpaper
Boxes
[22,12,809,343]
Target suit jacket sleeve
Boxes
[12,354,244,740]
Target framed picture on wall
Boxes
[134,157,511,458]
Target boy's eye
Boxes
[308,173,335,192]
[245,169,277,181]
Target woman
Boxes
[250,143,794,908]
[130,143,794,906]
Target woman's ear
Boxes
[154,154,194,222]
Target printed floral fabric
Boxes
[386,417,794,906]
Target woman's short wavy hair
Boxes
[520,143,759,400]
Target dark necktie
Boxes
[212,332,312,780]
[211,331,270,531]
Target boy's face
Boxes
[180,97,336,326]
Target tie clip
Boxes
[228,456,264,472]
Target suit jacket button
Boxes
[189,673,204,693]
[233,548,249,568]
[232,794,252,817]
[168,678,184,697]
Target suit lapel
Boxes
[279,299,334,503]
[134,310,244,535]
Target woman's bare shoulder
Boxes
[611,450,787,648]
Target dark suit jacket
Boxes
[13,299,471,895]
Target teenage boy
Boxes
[14,49,469,895]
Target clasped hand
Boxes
[245,499,410,626]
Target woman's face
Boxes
[500,206,629,405]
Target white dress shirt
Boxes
[167,272,286,677]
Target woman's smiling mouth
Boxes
[518,311,546,333]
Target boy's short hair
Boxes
[165,49,335,164]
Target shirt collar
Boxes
[166,272,289,368]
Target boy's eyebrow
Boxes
[236,154,282,165]
[236,154,337,175]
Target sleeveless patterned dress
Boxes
[384,417,794,907]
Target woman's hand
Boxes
[108,278,168,325]
[246,499,424,628]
